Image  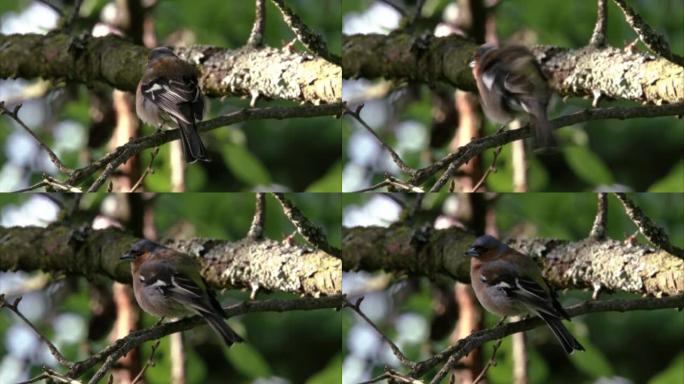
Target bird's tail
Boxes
[530,107,556,149]
[538,311,584,354]
[200,311,244,347]
[177,119,209,164]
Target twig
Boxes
[0,295,73,369]
[611,0,684,66]
[614,193,684,258]
[344,105,417,177]
[471,145,503,192]
[65,0,84,30]
[589,0,608,47]
[472,338,504,384]
[71,295,344,383]
[589,193,608,239]
[272,193,340,257]
[410,0,427,28]
[352,175,424,193]
[0,102,72,175]
[377,0,407,16]
[418,103,684,191]
[247,0,266,47]
[410,295,684,378]
[130,146,160,192]
[344,297,417,370]
[36,0,64,16]
[359,369,419,384]
[64,103,343,191]
[247,193,266,239]
[131,338,161,384]
[269,0,340,64]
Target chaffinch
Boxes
[136,47,209,163]
[469,44,556,148]
[120,239,243,347]
[466,235,584,354]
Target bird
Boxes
[120,239,243,347]
[136,47,209,163]
[469,44,556,148]
[465,235,584,354]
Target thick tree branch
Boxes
[341,226,684,296]
[0,33,340,105]
[342,34,683,104]
[0,225,341,297]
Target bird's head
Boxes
[465,235,508,260]
[148,46,176,61]
[121,239,161,262]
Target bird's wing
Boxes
[140,75,204,125]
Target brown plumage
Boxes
[136,47,209,163]
[466,235,583,354]
[122,239,243,347]
[470,45,556,148]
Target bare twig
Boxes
[130,146,160,192]
[377,0,407,16]
[0,295,73,369]
[56,102,343,191]
[614,193,684,258]
[611,0,684,66]
[345,105,417,177]
[131,338,161,384]
[247,0,266,47]
[272,193,340,257]
[590,193,608,239]
[410,295,684,378]
[410,0,427,28]
[472,338,504,384]
[0,102,72,175]
[247,193,266,239]
[589,0,608,47]
[72,296,343,383]
[419,103,684,191]
[344,297,417,370]
[65,0,84,30]
[471,145,503,192]
[269,0,340,64]
[352,175,424,193]
[36,0,64,16]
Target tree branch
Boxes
[341,225,684,296]
[0,225,341,297]
[589,0,608,47]
[342,33,683,104]
[247,193,266,240]
[614,193,684,258]
[272,193,341,257]
[6,103,342,192]
[269,0,340,65]
[0,33,340,105]
[589,192,608,239]
[611,0,684,66]
[409,295,684,379]
[246,0,267,47]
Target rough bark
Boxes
[342,225,683,296]
[0,33,341,105]
[342,33,684,105]
[0,225,341,297]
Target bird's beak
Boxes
[465,247,479,257]
[120,252,134,261]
